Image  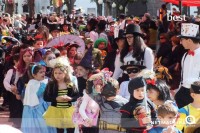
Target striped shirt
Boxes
[56,89,71,108]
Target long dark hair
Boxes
[120,40,130,63]
[120,35,147,63]
[132,36,146,61]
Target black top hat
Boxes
[78,47,92,69]
[178,23,200,40]
[101,82,117,98]
[125,24,143,37]
[128,77,146,94]
[120,61,146,70]
[49,24,61,32]
[114,29,125,41]
[191,83,200,94]
[61,19,71,26]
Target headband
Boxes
[31,64,37,75]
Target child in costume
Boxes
[147,79,172,108]
[99,79,128,133]
[75,47,93,96]
[176,81,200,133]
[119,60,146,100]
[3,54,23,128]
[85,38,102,70]
[120,77,157,133]
[43,57,79,133]
[148,101,182,133]
[94,38,108,63]
[73,47,100,133]
[21,63,55,133]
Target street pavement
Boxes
[0,97,13,126]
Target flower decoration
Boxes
[49,56,73,74]
[138,69,156,80]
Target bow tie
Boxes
[188,50,195,56]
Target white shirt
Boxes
[181,47,200,88]
[112,52,123,80]
[114,47,154,78]
[124,47,154,71]
[3,68,20,92]
[119,80,130,100]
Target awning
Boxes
[163,0,200,6]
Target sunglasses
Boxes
[126,68,140,74]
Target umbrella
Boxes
[1,36,21,44]
[45,35,85,53]
[163,0,200,6]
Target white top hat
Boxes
[178,23,200,40]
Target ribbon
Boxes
[146,79,156,85]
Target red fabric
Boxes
[107,41,113,53]
[188,50,195,56]
[119,110,131,115]
[146,79,156,85]
[138,113,146,126]
[163,0,200,6]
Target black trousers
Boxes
[9,92,23,128]
[82,126,99,133]
[175,86,193,108]
[57,128,74,133]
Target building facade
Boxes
[127,0,164,18]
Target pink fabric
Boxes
[72,95,99,127]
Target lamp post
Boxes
[112,2,116,17]
[98,0,103,16]
[112,2,116,8]
[119,5,123,10]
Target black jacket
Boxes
[103,50,117,72]
[44,81,79,107]
[120,96,157,133]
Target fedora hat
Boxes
[120,61,146,70]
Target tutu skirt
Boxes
[43,106,75,128]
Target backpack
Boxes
[72,97,99,127]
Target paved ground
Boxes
[0,97,13,126]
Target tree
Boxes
[65,0,76,14]
[91,0,103,16]
[5,0,15,16]
[28,0,35,18]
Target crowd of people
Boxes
[0,5,200,133]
